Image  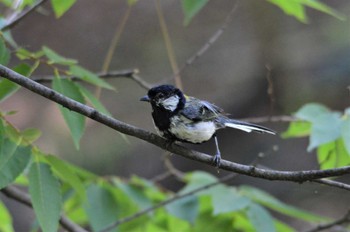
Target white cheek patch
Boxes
[161,95,180,111]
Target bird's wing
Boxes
[180,97,224,121]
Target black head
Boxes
[140,85,186,113]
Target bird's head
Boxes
[140,85,186,113]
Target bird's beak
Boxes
[140,95,150,102]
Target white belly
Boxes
[169,115,216,143]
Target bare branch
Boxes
[311,179,350,191]
[241,115,297,123]
[1,64,350,182]
[305,210,350,232]
[1,0,48,31]
[1,186,88,232]
[100,173,238,232]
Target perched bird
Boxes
[140,85,275,167]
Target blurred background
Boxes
[1,0,350,230]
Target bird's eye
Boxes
[157,93,164,98]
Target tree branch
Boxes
[305,210,350,232]
[311,179,350,191]
[1,186,88,232]
[1,0,49,31]
[1,64,350,182]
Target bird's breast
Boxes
[169,115,216,144]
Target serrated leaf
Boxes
[42,46,77,65]
[84,184,119,232]
[181,0,209,26]
[317,140,350,169]
[45,155,86,200]
[0,200,14,232]
[0,38,10,65]
[341,118,350,154]
[0,140,31,189]
[29,162,62,232]
[50,0,76,18]
[76,83,111,116]
[69,65,114,90]
[115,180,152,209]
[166,195,199,223]
[52,77,86,149]
[240,186,325,222]
[281,121,311,138]
[212,185,250,215]
[295,103,330,122]
[307,112,342,151]
[247,203,276,232]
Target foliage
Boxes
[0,1,347,232]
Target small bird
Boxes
[140,85,275,167]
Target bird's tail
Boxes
[223,118,276,135]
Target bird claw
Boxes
[212,152,221,168]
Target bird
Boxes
[140,85,275,167]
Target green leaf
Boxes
[0,200,14,232]
[281,121,311,138]
[45,155,86,200]
[295,103,330,122]
[341,118,350,154]
[84,184,120,232]
[307,112,342,151]
[21,128,41,145]
[0,140,31,189]
[317,140,350,169]
[76,83,111,116]
[181,0,209,26]
[29,162,62,232]
[0,38,10,65]
[300,0,345,21]
[268,0,306,22]
[42,46,77,65]
[52,77,86,149]
[166,195,199,223]
[0,63,31,102]
[274,220,295,232]
[50,0,76,18]
[211,185,250,215]
[240,186,325,222]
[247,203,276,232]
[69,65,114,90]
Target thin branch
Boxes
[1,64,350,182]
[311,179,350,191]
[155,0,182,90]
[31,69,137,83]
[1,186,88,232]
[158,1,239,85]
[100,173,238,232]
[305,210,350,232]
[1,0,48,31]
[241,115,296,123]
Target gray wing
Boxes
[180,97,224,121]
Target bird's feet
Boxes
[212,152,221,168]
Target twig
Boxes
[155,0,182,90]
[164,154,185,180]
[311,179,350,191]
[241,115,297,123]
[265,64,276,116]
[99,173,238,232]
[1,186,88,232]
[1,64,350,182]
[1,0,48,31]
[31,69,137,83]
[158,1,239,85]
[304,210,350,232]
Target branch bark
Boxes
[1,64,350,182]
[1,186,88,232]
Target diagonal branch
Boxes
[1,64,350,182]
[1,186,88,232]
[1,0,49,31]
[304,210,350,232]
